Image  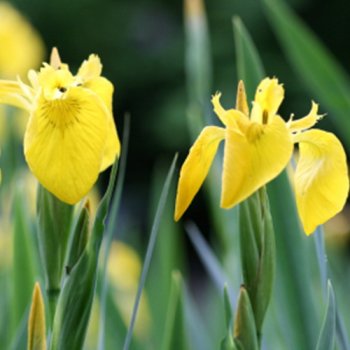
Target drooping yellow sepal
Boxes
[221,116,293,208]
[24,87,109,204]
[293,129,349,234]
[174,126,225,221]
[28,283,46,350]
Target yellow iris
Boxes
[0,48,120,204]
[175,78,349,235]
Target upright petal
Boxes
[294,129,349,235]
[24,87,109,204]
[251,78,284,124]
[221,116,292,208]
[174,126,225,220]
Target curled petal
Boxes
[294,129,349,235]
[251,78,284,124]
[174,126,225,220]
[221,115,293,208]
[24,87,109,204]
[288,101,323,133]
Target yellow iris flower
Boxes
[0,48,120,204]
[175,78,349,235]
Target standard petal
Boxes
[174,126,225,221]
[221,115,293,208]
[251,78,284,124]
[24,87,109,204]
[77,54,102,82]
[294,129,349,235]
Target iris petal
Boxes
[24,87,109,204]
[174,126,225,221]
[221,115,293,208]
[251,78,284,124]
[294,129,349,235]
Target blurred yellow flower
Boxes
[0,48,120,204]
[0,2,44,78]
[175,78,349,235]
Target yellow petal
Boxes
[221,115,293,208]
[28,283,46,350]
[0,80,31,110]
[82,77,120,170]
[174,126,225,220]
[77,54,102,82]
[288,101,323,133]
[251,78,284,124]
[294,129,349,235]
[24,87,109,204]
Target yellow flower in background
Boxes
[0,48,120,204]
[175,78,349,235]
[0,2,44,78]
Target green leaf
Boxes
[161,271,189,350]
[185,222,236,303]
[97,114,129,350]
[122,154,178,350]
[268,172,318,349]
[316,281,336,350]
[263,0,350,150]
[233,287,259,350]
[11,191,36,337]
[233,16,265,100]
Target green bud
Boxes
[36,185,74,322]
[233,286,258,350]
[239,187,275,336]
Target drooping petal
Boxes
[288,101,323,133]
[221,115,293,208]
[293,129,349,235]
[250,78,284,124]
[24,87,109,204]
[174,126,225,220]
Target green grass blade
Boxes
[233,16,265,99]
[161,271,189,350]
[97,114,130,350]
[11,191,37,338]
[316,281,336,350]
[263,0,350,150]
[185,222,236,307]
[122,154,178,350]
[268,172,318,349]
[314,228,350,350]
